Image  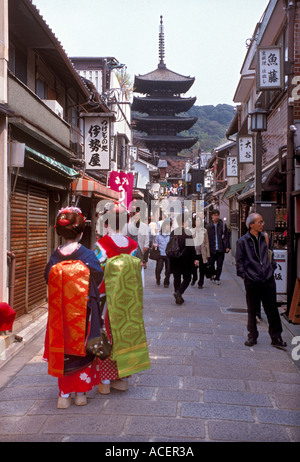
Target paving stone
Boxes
[126,416,205,440]
[102,399,177,417]
[204,390,271,407]
[0,415,47,436]
[208,421,290,442]
[181,402,254,422]
[42,414,126,435]
[255,408,300,426]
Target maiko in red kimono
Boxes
[43,245,103,394]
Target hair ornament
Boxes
[56,206,86,221]
[57,214,71,227]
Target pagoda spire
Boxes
[158,15,166,69]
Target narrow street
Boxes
[0,255,299,443]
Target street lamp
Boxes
[249,102,268,205]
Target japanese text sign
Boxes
[109,171,134,209]
[238,136,253,163]
[273,249,287,294]
[226,156,238,177]
[257,46,283,91]
[84,117,110,170]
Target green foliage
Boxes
[183,104,235,153]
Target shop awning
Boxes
[25,146,79,178]
[237,166,278,201]
[72,177,119,201]
[224,181,249,199]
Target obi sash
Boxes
[47,260,90,378]
[105,253,151,377]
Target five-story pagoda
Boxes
[132,16,198,156]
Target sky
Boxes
[33,0,270,106]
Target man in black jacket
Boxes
[206,209,230,285]
[168,213,197,305]
[235,212,287,349]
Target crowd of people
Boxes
[151,208,230,300]
[43,204,287,409]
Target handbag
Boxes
[86,329,112,360]
[149,246,161,261]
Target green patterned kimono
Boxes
[104,253,150,377]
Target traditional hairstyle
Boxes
[55,206,86,239]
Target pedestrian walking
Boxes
[206,209,230,285]
[43,207,104,409]
[235,212,287,349]
[95,204,150,394]
[153,218,171,288]
[123,207,150,268]
[191,213,210,289]
[167,213,197,305]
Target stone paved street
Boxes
[0,256,299,442]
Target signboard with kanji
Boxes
[109,171,134,209]
[257,46,284,91]
[84,117,110,170]
[238,136,254,164]
[273,249,287,294]
[226,156,238,177]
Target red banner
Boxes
[109,171,134,210]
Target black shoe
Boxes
[156,280,160,286]
[164,283,169,288]
[271,337,287,350]
[174,291,184,305]
[198,284,203,289]
[244,337,257,347]
[191,280,196,286]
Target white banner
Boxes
[257,46,283,91]
[226,156,238,177]
[238,136,253,163]
[84,117,110,170]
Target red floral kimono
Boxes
[43,245,103,395]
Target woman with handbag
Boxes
[43,207,104,409]
[191,214,210,289]
[153,219,171,287]
[95,204,150,394]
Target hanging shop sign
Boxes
[109,171,135,210]
[84,117,110,170]
[257,46,284,91]
[273,249,287,294]
[226,156,238,177]
[238,136,254,163]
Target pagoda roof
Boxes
[133,116,198,132]
[132,96,197,113]
[133,134,198,150]
[134,66,195,94]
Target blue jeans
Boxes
[208,251,225,281]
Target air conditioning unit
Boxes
[43,99,64,118]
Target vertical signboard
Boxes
[84,117,110,170]
[238,136,254,163]
[257,46,284,91]
[109,171,135,210]
[273,249,287,294]
[226,156,238,177]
